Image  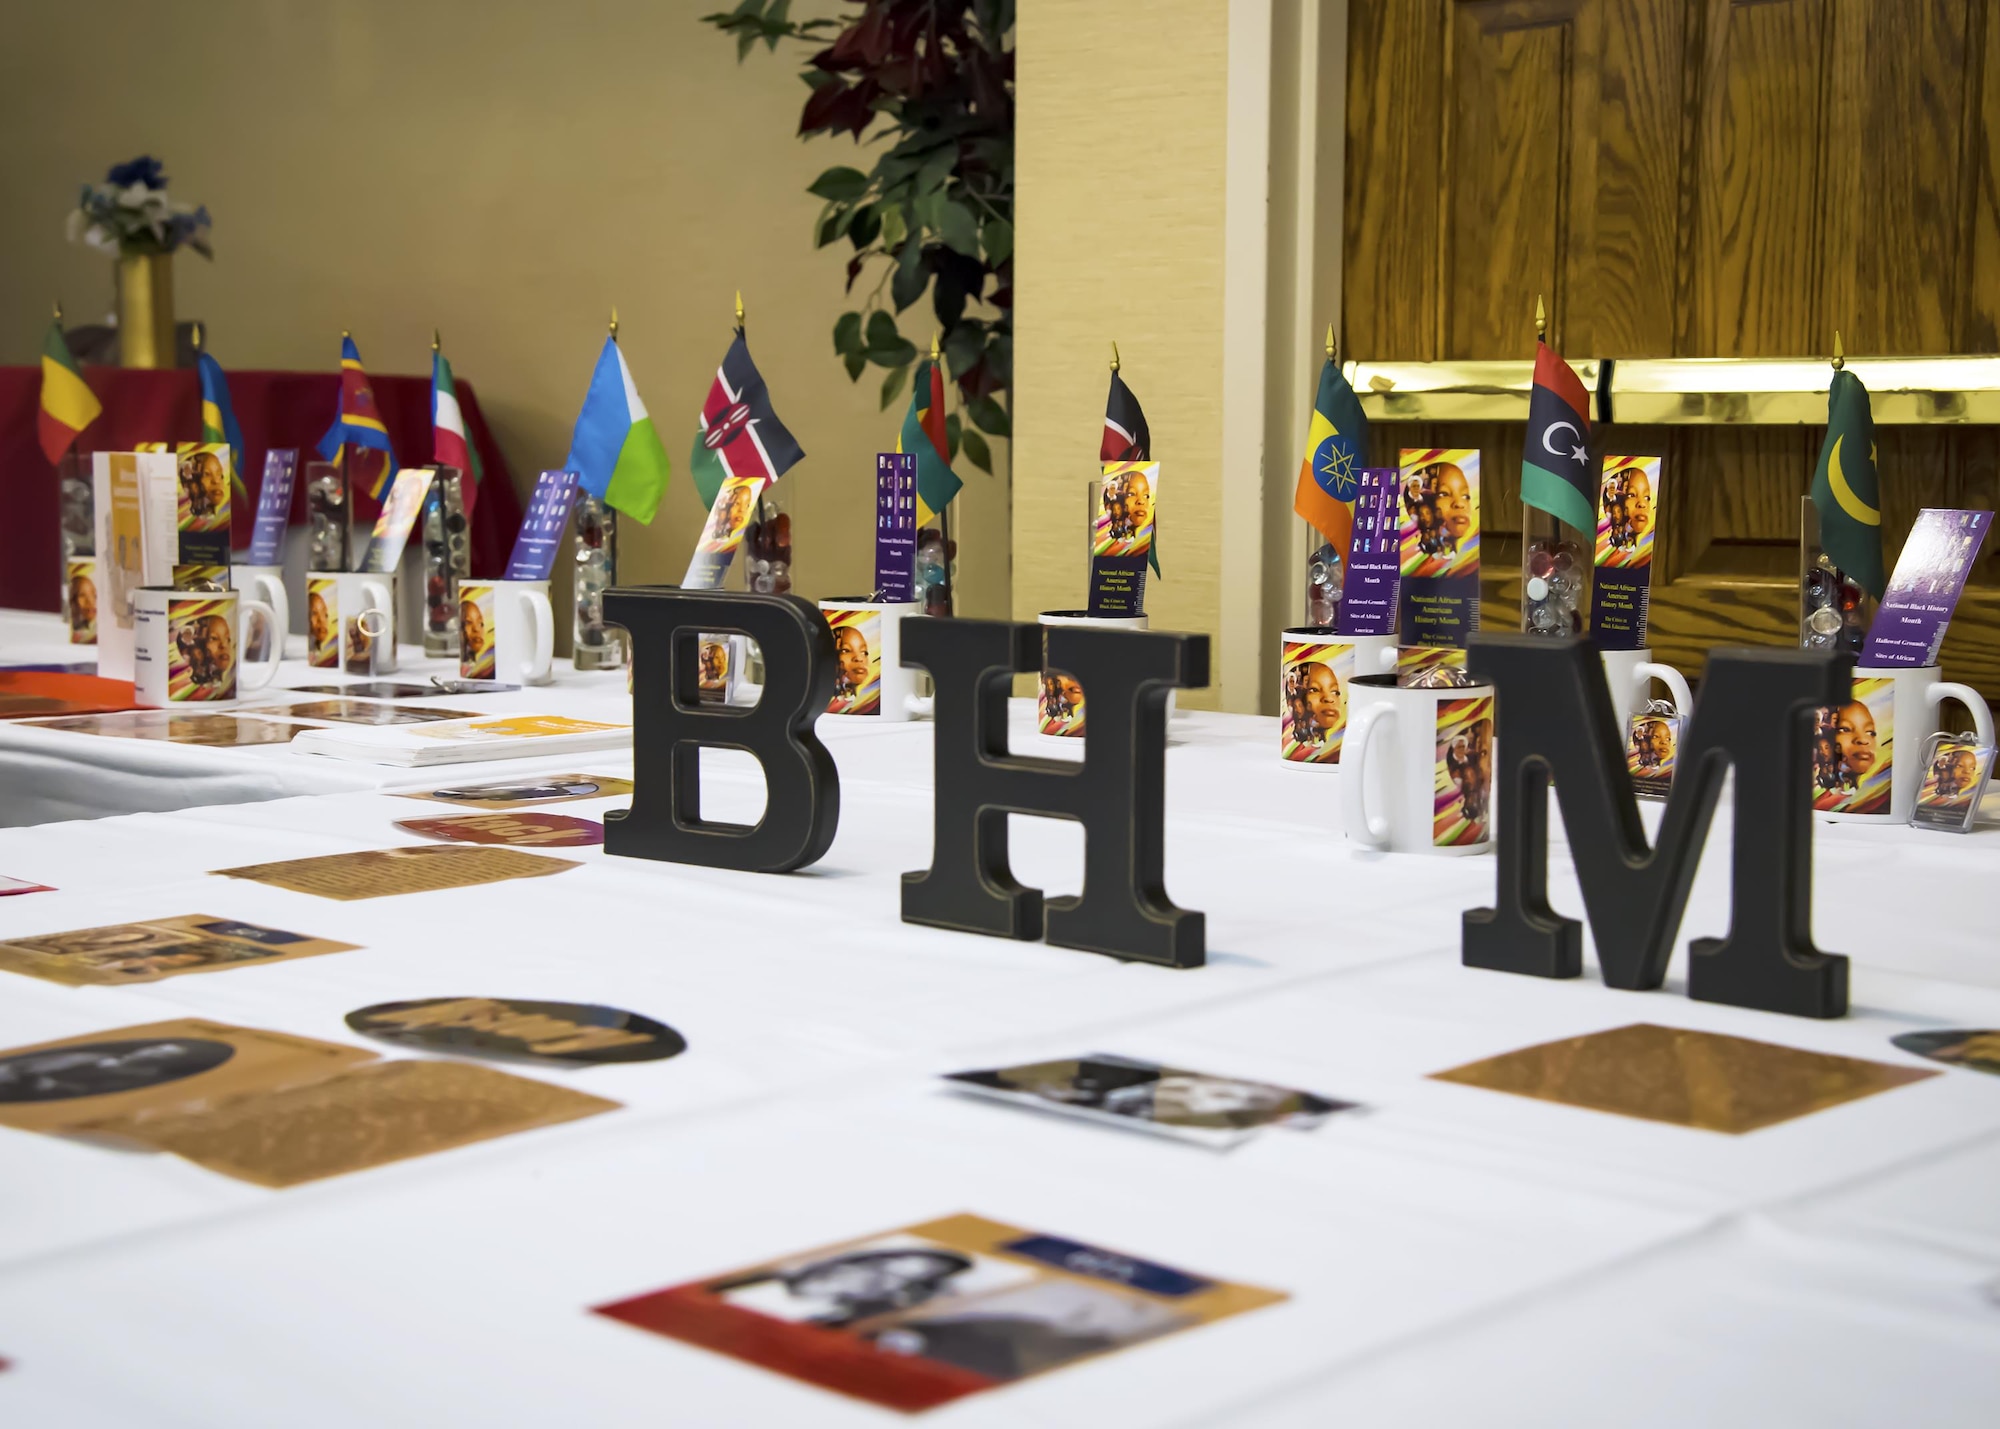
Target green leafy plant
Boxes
[702,0,1013,474]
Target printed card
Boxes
[166,594,239,701]
[1279,638,1356,763]
[1088,460,1158,617]
[1590,455,1661,651]
[682,474,765,591]
[1397,448,1481,652]
[175,445,232,572]
[359,468,435,575]
[1037,664,1086,738]
[399,774,634,809]
[394,813,605,848]
[505,470,581,581]
[1861,508,1994,667]
[1335,467,1401,637]
[247,449,300,567]
[251,699,480,725]
[826,609,883,715]
[1909,732,1993,833]
[876,453,918,601]
[944,1054,1358,1148]
[410,715,625,743]
[592,1213,1285,1414]
[1434,694,1494,847]
[0,915,357,987]
[23,711,316,746]
[346,997,685,1066]
[698,636,735,705]
[1891,1029,2000,1076]
[212,844,580,900]
[1811,676,1894,815]
[1626,712,1681,800]
[94,452,145,647]
[457,580,499,678]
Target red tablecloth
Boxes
[0,367,525,613]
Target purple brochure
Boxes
[875,453,917,601]
[1860,508,1992,667]
[1336,467,1400,637]
[247,450,299,566]
[505,470,581,581]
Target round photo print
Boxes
[0,1038,236,1103]
[345,998,686,1066]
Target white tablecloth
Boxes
[0,698,1995,1425]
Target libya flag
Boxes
[900,358,961,522]
[1810,368,1884,597]
[1520,340,1596,532]
[689,332,804,512]
[38,318,102,463]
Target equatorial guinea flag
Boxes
[1520,341,1596,533]
[38,317,102,463]
[688,333,804,512]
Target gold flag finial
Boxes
[1110,340,1121,373]
[930,330,941,363]
[192,320,204,354]
[53,299,63,324]
[608,308,619,341]
[341,328,351,340]
[432,328,442,354]
[1324,322,1336,360]
[734,290,745,331]
[1832,329,1845,372]
[1534,294,1547,340]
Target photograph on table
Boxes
[1627,711,1681,800]
[306,577,338,667]
[592,1213,1285,1414]
[213,843,580,900]
[250,699,480,726]
[65,559,97,644]
[1431,1023,1938,1134]
[1037,667,1086,738]
[394,813,605,848]
[1811,676,1894,815]
[1279,639,1354,763]
[1890,1029,2000,1077]
[167,595,238,701]
[1398,449,1481,578]
[1093,460,1159,558]
[944,1053,1357,1148]
[1595,455,1659,567]
[1909,733,1993,833]
[401,774,634,810]
[825,608,882,716]
[21,710,315,746]
[0,914,358,987]
[346,997,685,1066]
[1433,694,1494,846]
[459,582,496,679]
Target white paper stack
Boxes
[290,714,631,767]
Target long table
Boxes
[0,674,1996,1424]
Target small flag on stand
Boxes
[38,308,102,464]
[1291,326,1368,563]
[566,327,672,525]
[431,333,485,520]
[1103,347,1160,575]
[195,330,250,506]
[902,349,960,523]
[689,329,804,513]
[1519,305,1597,534]
[317,333,397,501]
[1810,338,1885,598]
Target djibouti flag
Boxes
[1810,368,1884,597]
[1520,341,1596,532]
[566,337,672,524]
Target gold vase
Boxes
[117,252,175,369]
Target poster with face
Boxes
[1595,456,1660,568]
[1434,694,1494,846]
[459,581,497,679]
[1811,676,1894,814]
[307,577,339,668]
[65,559,98,644]
[1626,713,1681,800]
[168,596,237,701]
[1398,449,1481,579]
[825,609,882,715]
[1279,638,1355,763]
[1038,667,1086,738]
[1093,461,1159,558]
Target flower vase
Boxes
[117,252,175,369]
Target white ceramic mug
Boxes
[306,572,396,673]
[230,564,290,664]
[1342,672,1496,856]
[1278,627,1398,768]
[819,597,931,720]
[1814,664,1994,823]
[132,586,280,707]
[460,578,555,686]
[1036,609,1159,740]
[1601,646,1693,719]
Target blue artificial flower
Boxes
[105,155,166,189]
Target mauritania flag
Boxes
[1520,341,1596,532]
[901,359,961,523]
[689,332,804,512]
[1101,367,1160,574]
[1291,349,1368,560]
[566,336,672,524]
[431,348,486,519]
[38,317,101,463]
[316,335,397,501]
[1811,368,1884,598]
[197,350,250,506]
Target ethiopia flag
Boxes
[1291,349,1367,560]
[1102,367,1160,575]
[901,358,961,523]
[431,348,485,519]
[197,349,250,506]
[316,335,397,501]
[38,317,101,463]
[1520,341,1596,532]
[566,336,673,525]
[689,333,804,512]
[1811,368,1884,598]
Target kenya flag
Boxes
[688,333,804,511]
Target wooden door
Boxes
[1344,0,2000,698]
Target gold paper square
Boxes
[1430,1023,1937,1134]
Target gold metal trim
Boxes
[1610,355,2000,424]
[1349,359,1606,423]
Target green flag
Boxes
[1809,369,1884,598]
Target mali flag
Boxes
[689,332,804,512]
[1520,340,1596,532]
[197,349,250,506]
[566,336,673,524]
[901,358,961,523]
[1291,348,1367,560]
[1810,368,1884,598]
[316,335,398,501]
[38,318,102,463]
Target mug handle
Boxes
[239,599,282,690]
[521,590,555,682]
[1376,645,1399,673]
[1341,703,1396,848]
[1633,661,1694,717]
[1929,682,1996,752]
[251,574,290,648]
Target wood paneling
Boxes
[1346,0,2000,699]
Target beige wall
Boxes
[0,0,1009,619]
